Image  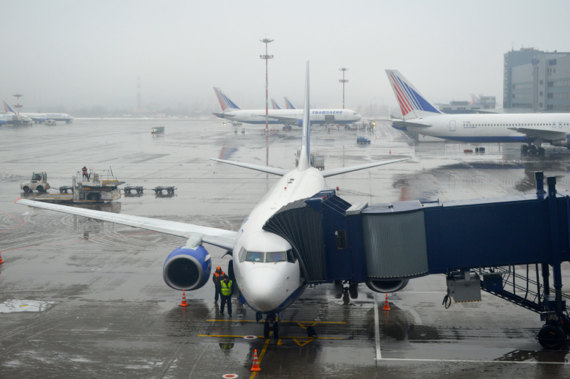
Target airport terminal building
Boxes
[504,48,570,112]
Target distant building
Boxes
[436,95,496,114]
[504,48,570,112]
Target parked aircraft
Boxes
[271,98,281,109]
[386,70,570,156]
[213,87,361,130]
[284,97,296,109]
[18,62,409,338]
[2,100,73,124]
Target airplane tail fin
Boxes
[385,70,441,120]
[3,100,15,113]
[213,88,240,111]
[271,98,281,109]
[297,62,311,170]
[284,97,296,109]
[471,93,481,105]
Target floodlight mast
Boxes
[260,38,274,166]
[339,68,349,109]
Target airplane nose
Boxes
[246,267,287,312]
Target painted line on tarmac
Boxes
[378,357,569,365]
[249,338,270,379]
[374,293,382,360]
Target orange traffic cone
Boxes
[179,290,189,307]
[382,293,391,311]
[0,251,4,265]
[250,349,261,372]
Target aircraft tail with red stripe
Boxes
[385,70,441,120]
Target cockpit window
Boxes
[266,252,286,263]
[245,251,264,262]
[286,249,296,263]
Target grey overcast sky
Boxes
[1,0,569,113]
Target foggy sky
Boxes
[1,0,569,114]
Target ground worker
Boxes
[82,166,89,180]
[212,266,224,304]
[220,275,233,317]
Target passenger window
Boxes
[245,251,264,262]
[266,252,286,263]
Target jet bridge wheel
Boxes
[538,324,567,350]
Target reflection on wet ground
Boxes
[1,119,570,377]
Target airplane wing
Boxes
[211,158,287,176]
[507,127,568,141]
[322,157,411,178]
[16,198,237,250]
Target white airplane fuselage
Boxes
[216,108,361,126]
[232,167,326,313]
[398,113,570,144]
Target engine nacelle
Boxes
[365,278,409,293]
[163,246,211,290]
[551,136,570,148]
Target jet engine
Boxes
[163,245,211,290]
[365,279,409,293]
[551,136,570,148]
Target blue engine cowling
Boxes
[163,246,211,290]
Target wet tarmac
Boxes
[1,118,570,378]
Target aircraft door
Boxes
[449,120,456,131]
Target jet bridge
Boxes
[263,172,570,349]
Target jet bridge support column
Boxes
[537,175,570,349]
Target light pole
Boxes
[260,38,274,166]
[339,67,348,109]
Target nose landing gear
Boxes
[260,313,279,340]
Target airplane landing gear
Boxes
[263,313,279,340]
[521,144,545,157]
[335,280,359,304]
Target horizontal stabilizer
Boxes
[322,157,411,178]
[211,158,287,176]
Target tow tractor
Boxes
[21,172,51,193]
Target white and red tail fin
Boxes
[385,70,441,120]
[271,98,281,109]
[284,97,296,109]
[212,87,240,111]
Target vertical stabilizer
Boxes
[385,70,441,120]
[271,98,281,109]
[3,100,15,114]
[213,87,240,111]
[298,62,311,170]
[284,97,296,109]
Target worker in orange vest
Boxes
[212,266,225,304]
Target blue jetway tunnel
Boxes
[263,172,570,349]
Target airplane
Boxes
[17,62,410,338]
[2,101,32,125]
[284,97,296,109]
[2,100,73,124]
[386,70,570,156]
[213,87,362,130]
